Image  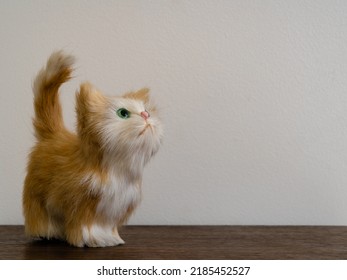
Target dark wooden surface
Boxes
[1,225,347,259]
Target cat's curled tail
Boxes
[32,51,75,140]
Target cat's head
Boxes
[76,83,163,171]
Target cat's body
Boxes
[23,51,162,247]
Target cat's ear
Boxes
[76,82,106,139]
[123,88,150,103]
[76,82,106,109]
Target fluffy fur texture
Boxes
[23,51,163,247]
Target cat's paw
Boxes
[113,235,125,245]
[86,236,124,247]
[112,227,125,245]
[81,224,124,247]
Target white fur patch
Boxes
[82,173,142,224]
[98,176,141,223]
[82,224,124,247]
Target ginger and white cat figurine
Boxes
[23,51,163,247]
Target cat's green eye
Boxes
[116,108,131,119]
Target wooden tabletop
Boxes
[1,225,347,259]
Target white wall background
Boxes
[1,0,347,225]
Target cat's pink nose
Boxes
[140,111,150,120]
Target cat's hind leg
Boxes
[23,199,51,239]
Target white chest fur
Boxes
[83,173,142,224]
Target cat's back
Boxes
[27,130,81,177]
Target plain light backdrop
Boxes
[1,1,347,225]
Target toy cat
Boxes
[23,51,163,247]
